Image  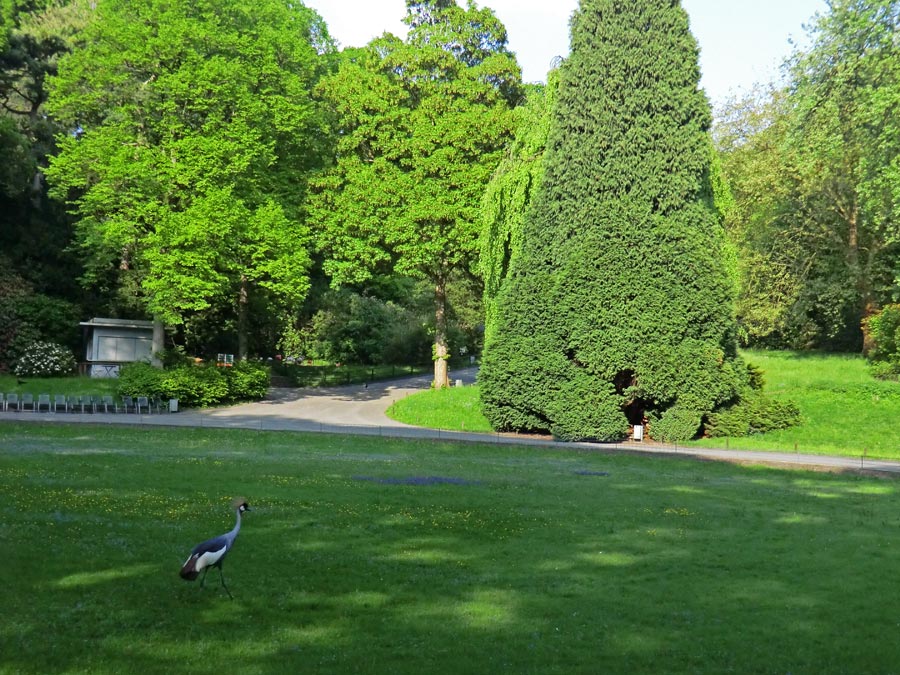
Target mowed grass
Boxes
[389,351,900,460]
[386,385,494,433]
[3,422,900,674]
[0,374,119,399]
[691,350,900,459]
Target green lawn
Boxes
[386,385,494,433]
[691,350,900,459]
[389,351,900,460]
[0,374,119,399]
[3,422,900,673]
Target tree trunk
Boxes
[847,204,873,351]
[847,202,859,270]
[433,280,450,389]
[151,318,165,368]
[237,276,249,361]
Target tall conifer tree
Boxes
[479,0,746,442]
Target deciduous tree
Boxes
[716,0,900,350]
[45,0,333,357]
[479,70,559,343]
[309,0,521,387]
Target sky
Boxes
[303,0,828,106]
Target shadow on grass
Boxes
[3,429,900,673]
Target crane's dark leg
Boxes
[199,567,210,588]
[218,565,233,600]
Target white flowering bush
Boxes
[13,341,77,377]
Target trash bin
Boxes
[169,399,179,413]
[633,424,644,442]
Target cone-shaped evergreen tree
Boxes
[479,0,747,442]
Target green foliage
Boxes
[302,290,415,365]
[309,0,521,386]
[0,261,80,371]
[14,292,81,352]
[117,360,269,407]
[480,0,745,443]
[863,304,900,378]
[223,361,270,401]
[160,366,230,408]
[157,346,194,369]
[116,363,166,399]
[0,1,94,312]
[0,267,39,371]
[548,378,631,443]
[12,340,76,377]
[870,361,900,380]
[479,73,559,342]
[280,287,434,366]
[648,406,704,444]
[864,304,900,362]
[745,361,766,390]
[273,362,427,388]
[705,391,801,438]
[45,0,333,352]
[716,1,900,350]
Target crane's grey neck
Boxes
[225,507,242,544]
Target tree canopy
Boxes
[44,0,334,356]
[308,0,522,386]
[3,0,899,379]
[716,0,900,350]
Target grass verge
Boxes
[2,422,900,674]
[691,350,900,459]
[0,374,119,399]
[386,385,493,433]
[388,350,900,460]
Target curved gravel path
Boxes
[200,367,480,429]
[3,366,900,476]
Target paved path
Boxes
[3,366,899,476]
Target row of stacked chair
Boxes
[0,394,167,414]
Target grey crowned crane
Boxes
[180,499,251,599]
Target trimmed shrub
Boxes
[549,377,630,442]
[118,361,269,408]
[224,361,270,401]
[160,366,229,408]
[13,341,77,377]
[117,363,166,399]
[705,392,801,438]
[480,0,746,443]
[650,406,704,444]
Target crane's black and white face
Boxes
[238,502,251,512]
